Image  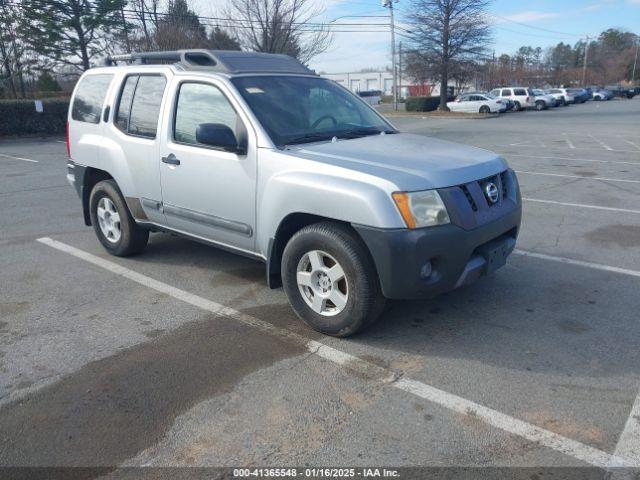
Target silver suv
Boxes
[66,50,522,337]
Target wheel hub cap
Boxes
[296,250,348,317]
[97,197,122,244]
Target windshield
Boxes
[231,76,395,147]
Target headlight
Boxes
[392,190,450,229]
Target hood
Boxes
[288,133,507,191]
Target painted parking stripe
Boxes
[516,170,640,184]
[523,198,640,215]
[612,389,640,468]
[588,134,614,151]
[504,154,640,166]
[514,249,640,280]
[620,138,640,151]
[0,153,39,163]
[562,133,576,149]
[36,236,637,468]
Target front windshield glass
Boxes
[231,76,395,147]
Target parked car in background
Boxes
[568,88,589,103]
[605,85,636,99]
[490,87,535,111]
[447,92,506,113]
[532,89,557,110]
[546,88,573,105]
[592,89,611,101]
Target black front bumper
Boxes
[354,170,522,300]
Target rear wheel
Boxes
[282,222,385,337]
[513,101,522,111]
[89,180,149,256]
[479,105,490,114]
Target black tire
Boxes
[89,179,149,256]
[479,105,490,114]
[281,222,385,337]
[535,100,545,111]
[594,96,601,101]
[514,101,522,111]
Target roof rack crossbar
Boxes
[104,49,316,76]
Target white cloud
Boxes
[496,11,561,23]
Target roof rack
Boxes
[104,49,316,76]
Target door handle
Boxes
[162,154,180,166]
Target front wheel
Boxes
[513,101,522,111]
[281,222,385,337]
[479,105,490,114]
[535,101,545,111]
[89,180,149,256]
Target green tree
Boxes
[154,0,209,50]
[20,0,127,71]
[209,27,241,51]
[35,71,62,93]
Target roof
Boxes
[105,49,316,76]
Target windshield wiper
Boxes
[283,133,335,147]
[339,128,396,139]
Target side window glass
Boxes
[115,76,139,132]
[514,88,526,96]
[490,89,499,96]
[174,83,239,146]
[71,74,113,124]
[128,76,166,138]
[502,89,512,96]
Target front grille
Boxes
[500,171,509,199]
[460,184,478,211]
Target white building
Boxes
[322,69,472,98]
[322,70,412,97]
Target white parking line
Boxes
[516,170,640,184]
[620,138,640,152]
[500,144,639,154]
[562,133,576,149]
[612,389,640,466]
[36,236,636,468]
[523,198,640,215]
[0,153,39,163]
[514,249,640,279]
[504,154,640,166]
[588,134,614,151]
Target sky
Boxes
[193,0,640,73]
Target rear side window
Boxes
[71,74,113,124]
[514,88,527,96]
[115,75,166,139]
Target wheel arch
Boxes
[265,213,376,289]
[78,167,114,226]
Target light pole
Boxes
[633,37,639,85]
[582,36,589,86]
[383,0,398,111]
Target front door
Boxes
[159,79,257,253]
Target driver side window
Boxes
[174,82,238,146]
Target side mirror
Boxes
[196,123,242,153]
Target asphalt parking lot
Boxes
[1,98,639,476]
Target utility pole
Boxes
[383,0,398,111]
[632,37,639,85]
[582,36,589,86]
[398,41,403,103]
